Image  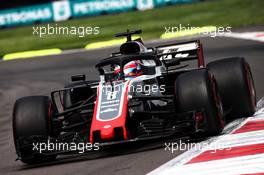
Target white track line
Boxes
[147,118,251,174]
[222,32,264,42]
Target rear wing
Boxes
[156,40,205,68]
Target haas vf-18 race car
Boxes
[13,29,256,163]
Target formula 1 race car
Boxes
[13,29,256,164]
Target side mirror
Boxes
[71,74,86,82]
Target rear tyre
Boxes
[13,96,56,164]
[175,69,225,136]
[207,57,256,119]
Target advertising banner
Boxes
[70,0,136,17]
[154,0,199,7]
[0,0,198,28]
[0,4,53,27]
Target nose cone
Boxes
[90,81,131,143]
[100,125,114,140]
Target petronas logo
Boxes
[58,4,66,16]
[52,1,71,22]
[137,0,154,11]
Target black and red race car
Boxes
[13,29,256,163]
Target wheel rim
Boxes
[244,63,256,109]
[211,76,225,128]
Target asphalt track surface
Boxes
[0,36,264,175]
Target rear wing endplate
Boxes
[156,40,205,68]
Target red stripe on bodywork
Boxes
[232,120,264,134]
[186,142,264,164]
[89,81,130,143]
[89,85,100,143]
[197,41,205,67]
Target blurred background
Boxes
[0,0,263,57]
[0,0,51,9]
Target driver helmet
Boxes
[114,60,142,79]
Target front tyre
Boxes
[175,69,225,136]
[13,96,57,164]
